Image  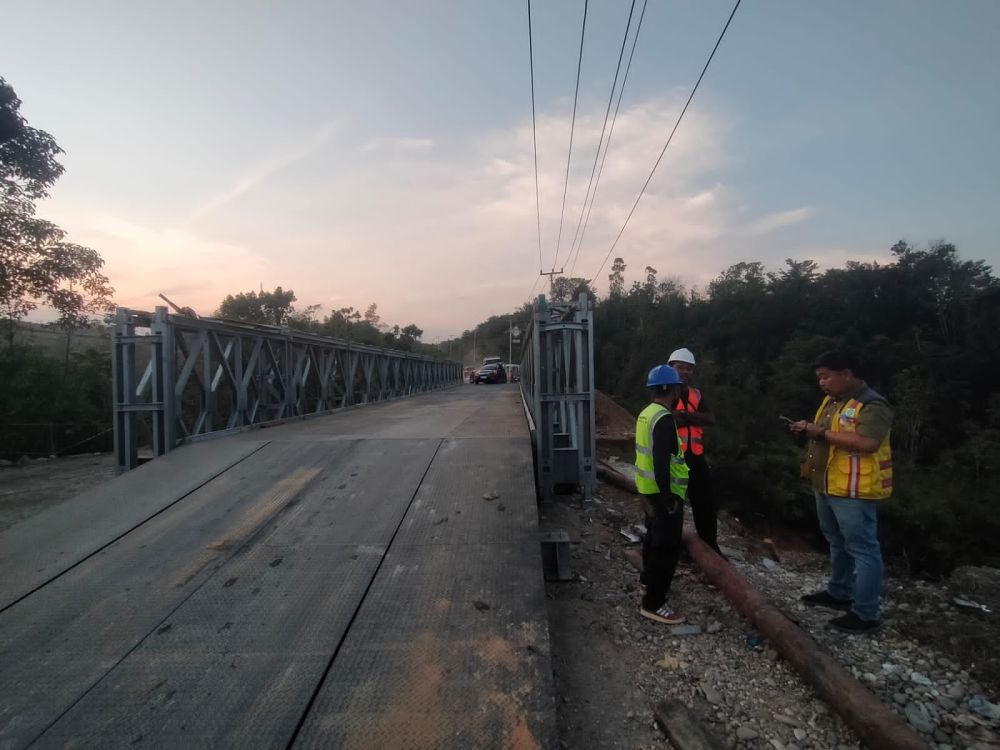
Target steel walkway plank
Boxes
[0,439,267,612]
[292,542,557,750]
[395,436,538,546]
[25,439,440,750]
[292,434,557,749]
[2,386,557,750]
[0,440,337,749]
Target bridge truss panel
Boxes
[519,292,596,501]
[112,307,463,473]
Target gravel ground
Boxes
[542,480,1000,750]
[0,453,115,532]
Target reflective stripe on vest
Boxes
[674,387,705,455]
[634,403,690,498]
[813,394,893,501]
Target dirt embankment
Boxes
[0,453,114,532]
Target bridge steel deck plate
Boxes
[0,385,556,750]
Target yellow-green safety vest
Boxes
[634,403,689,498]
[813,395,893,500]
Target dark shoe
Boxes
[639,603,685,625]
[800,590,853,611]
[829,611,881,634]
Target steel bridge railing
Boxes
[519,292,596,501]
[112,306,463,473]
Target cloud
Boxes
[79,215,269,313]
[193,121,339,218]
[258,94,737,335]
[361,136,434,155]
[742,207,815,237]
[49,94,745,337]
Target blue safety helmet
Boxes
[646,364,682,387]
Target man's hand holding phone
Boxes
[781,415,808,433]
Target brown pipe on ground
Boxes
[596,462,927,749]
[597,462,635,494]
[685,527,927,750]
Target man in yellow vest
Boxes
[789,351,893,634]
[635,364,690,625]
[668,347,720,555]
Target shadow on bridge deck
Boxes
[0,384,556,749]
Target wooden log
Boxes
[653,699,727,750]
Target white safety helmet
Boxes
[668,347,696,366]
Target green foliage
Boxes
[587,241,1000,575]
[441,304,534,367]
[217,286,299,326]
[0,77,114,345]
[0,346,113,460]
[216,291,439,356]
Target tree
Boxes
[217,286,297,326]
[549,276,593,303]
[608,257,626,298]
[0,77,114,350]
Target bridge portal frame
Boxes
[520,292,597,501]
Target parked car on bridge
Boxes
[475,363,507,384]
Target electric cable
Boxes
[550,0,589,273]
[588,0,742,285]
[568,0,648,276]
[527,0,544,273]
[564,0,637,277]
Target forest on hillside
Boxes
[448,241,1000,574]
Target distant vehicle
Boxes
[475,363,507,384]
[505,364,520,382]
[482,356,503,367]
[464,366,476,383]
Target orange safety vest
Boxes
[674,387,705,455]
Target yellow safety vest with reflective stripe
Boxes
[814,395,893,500]
[635,403,690,498]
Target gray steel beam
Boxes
[519,292,596,500]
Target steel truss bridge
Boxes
[111,306,463,474]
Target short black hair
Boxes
[812,350,859,374]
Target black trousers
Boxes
[686,452,719,553]
[640,492,684,611]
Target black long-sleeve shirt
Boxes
[652,411,682,498]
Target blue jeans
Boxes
[815,491,883,620]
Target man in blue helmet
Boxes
[635,364,691,625]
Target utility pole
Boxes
[508,320,512,364]
[472,328,477,365]
[539,268,564,298]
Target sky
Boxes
[3,0,999,340]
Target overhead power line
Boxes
[564,0,637,276]
[588,0,742,285]
[527,0,544,273]
[550,0,589,274]
[568,0,647,277]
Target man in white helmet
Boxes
[667,347,721,555]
